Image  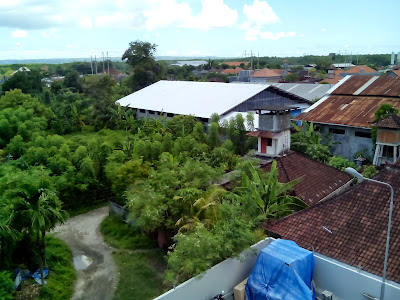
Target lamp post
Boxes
[345,167,394,300]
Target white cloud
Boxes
[241,0,280,29]
[320,27,327,32]
[95,0,238,31]
[16,42,21,46]
[245,30,296,41]
[41,28,59,39]
[241,1,294,41]
[12,30,28,38]
[80,16,93,28]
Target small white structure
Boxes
[248,106,294,157]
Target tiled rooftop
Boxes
[375,114,400,129]
[252,68,284,78]
[265,167,400,283]
[262,151,352,206]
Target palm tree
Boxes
[234,161,307,222]
[175,186,226,232]
[2,168,66,287]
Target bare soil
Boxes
[52,206,117,300]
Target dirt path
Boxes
[52,206,117,300]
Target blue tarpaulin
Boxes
[245,239,315,300]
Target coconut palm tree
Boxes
[1,168,66,287]
[175,186,226,233]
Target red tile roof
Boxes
[252,68,284,78]
[262,152,352,206]
[375,114,400,129]
[265,168,400,283]
[391,70,400,77]
[220,68,243,74]
[342,65,377,74]
[225,62,249,67]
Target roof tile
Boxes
[265,168,400,283]
[262,151,352,205]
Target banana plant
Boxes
[234,161,307,222]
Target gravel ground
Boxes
[52,206,117,300]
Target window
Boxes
[148,110,155,114]
[329,128,345,135]
[267,138,272,146]
[355,131,371,138]
[167,113,174,117]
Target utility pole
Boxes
[90,56,93,74]
[244,50,247,59]
[257,52,260,69]
[250,50,253,69]
[107,51,110,75]
[102,52,105,73]
[95,55,97,74]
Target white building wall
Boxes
[155,238,400,300]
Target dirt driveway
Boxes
[52,206,117,300]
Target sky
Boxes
[1,0,399,60]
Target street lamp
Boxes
[345,167,394,300]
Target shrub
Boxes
[0,271,14,300]
[327,156,357,171]
[362,165,378,178]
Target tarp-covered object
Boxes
[245,239,315,300]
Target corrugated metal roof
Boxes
[299,95,400,128]
[272,83,331,101]
[331,76,374,95]
[117,80,272,119]
[361,76,400,97]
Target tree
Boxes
[0,168,66,287]
[122,40,157,69]
[284,73,299,82]
[291,122,335,163]
[234,161,307,221]
[64,70,81,91]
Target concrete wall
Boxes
[155,238,400,300]
[154,238,274,300]
[318,124,374,160]
[313,253,400,300]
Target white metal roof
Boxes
[116,80,271,119]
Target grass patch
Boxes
[112,250,168,300]
[13,236,76,300]
[100,215,156,250]
[37,236,76,300]
[100,215,170,300]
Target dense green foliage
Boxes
[0,40,313,293]
[0,270,14,300]
[291,122,334,163]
